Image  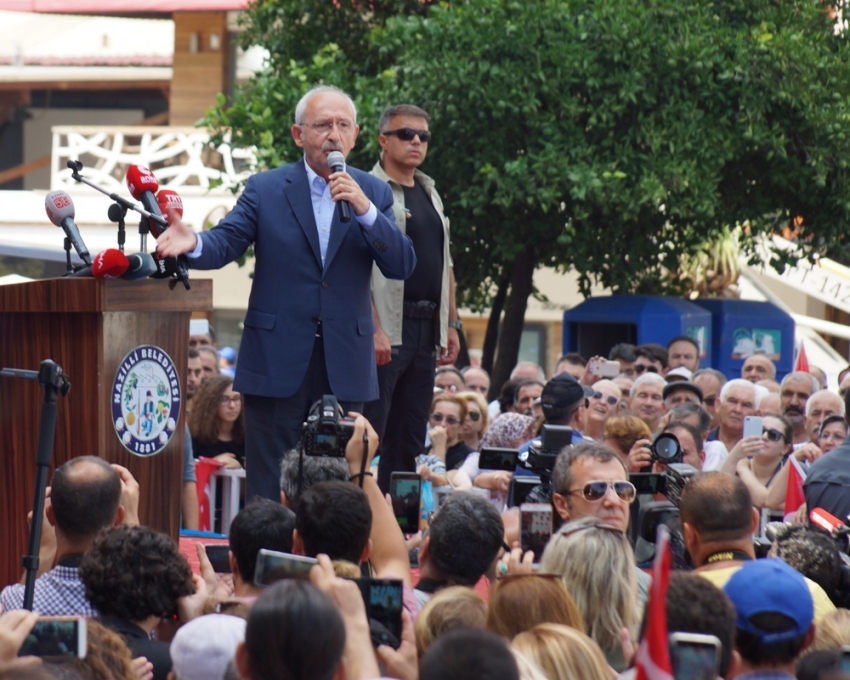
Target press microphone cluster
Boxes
[69,249,158,280]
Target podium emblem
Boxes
[112,345,181,456]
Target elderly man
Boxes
[662,381,703,410]
[741,353,776,383]
[780,371,819,446]
[708,378,757,453]
[630,372,666,433]
[804,389,844,445]
[461,366,490,396]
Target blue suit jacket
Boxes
[191,160,416,402]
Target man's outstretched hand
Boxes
[155,210,198,259]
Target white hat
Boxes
[170,614,246,680]
[665,366,693,382]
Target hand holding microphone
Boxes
[327,151,371,222]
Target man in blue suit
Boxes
[157,85,416,501]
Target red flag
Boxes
[195,456,224,532]
[795,341,809,373]
[635,527,673,680]
[784,456,807,522]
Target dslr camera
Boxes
[302,395,355,457]
[645,432,683,470]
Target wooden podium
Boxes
[0,277,212,588]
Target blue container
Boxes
[690,299,794,380]
[562,295,713,368]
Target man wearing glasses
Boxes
[366,104,462,493]
[156,85,416,502]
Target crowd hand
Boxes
[131,656,154,680]
[428,427,447,455]
[112,464,140,527]
[626,439,652,473]
[416,464,434,483]
[437,328,460,367]
[729,435,762,461]
[619,627,636,669]
[377,609,418,680]
[213,453,242,469]
[310,554,381,680]
[494,471,512,494]
[345,413,380,474]
[375,328,392,367]
[405,531,423,554]
[579,355,604,386]
[154,210,197,259]
[195,542,232,599]
[177,573,208,624]
[792,503,808,525]
[26,486,56,576]
[497,546,535,577]
[793,442,823,463]
[0,610,40,672]
[655,411,673,433]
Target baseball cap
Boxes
[220,346,237,363]
[170,613,246,680]
[722,558,814,644]
[665,366,693,382]
[662,381,703,402]
[540,373,594,419]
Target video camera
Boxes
[507,425,574,507]
[301,395,355,457]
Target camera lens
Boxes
[652,433,681,461]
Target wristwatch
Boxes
[448,319,463,330]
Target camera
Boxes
[649,432,683,467]
[302,395,355,457]
[520,425,573,474]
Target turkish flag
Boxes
[784,456,807,522]
[795,341,810,373]
[195,457,224,532]
[635,527,673,680]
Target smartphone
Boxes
[354,578,403,649]
[18,617,86,659]
[205,544,231,573]
[390,472,421,534]
[669,632,721,680]
[743,415,762,440]
[520,503,553,563]
[478,447,519,472]
[253,549,318,586]
[589,358,620,378]
[507,475,542,508]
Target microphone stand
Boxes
[108,203,128,253]
[63,237,73,275]
[0,361,71,610]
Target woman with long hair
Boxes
[512,624,611,680]
[727,413,793,508]
[189,374,245,468]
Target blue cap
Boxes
[219,346,237,362]
[722,559,813,644]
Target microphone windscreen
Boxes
[126,164,159,201]
[123,253,158,281]
[150,255,179,279]
[156,190,184,225]
[92,249,130,279]
[45,190,75,226]
[327,151,345,172]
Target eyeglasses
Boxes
[382,127,432,143]
[564,480,636,504]
[302,120,354,134]
[634,364,659,375]
[467,411,481,422]
[592,391,619,406]
[703,396,716,407]
[430,413,460,426]
[220,395,242,406]
[762,427,786,443]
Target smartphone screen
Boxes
[390,472,421,534]
[478,448,519,472]
[669,633,720,680]
[354,578,403,649]
[743,416,762,440]
[520,503,553,562]
[253,549,317,586]
[19,617,86,658]
[205,545,231,574]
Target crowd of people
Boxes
[4,334,850,680]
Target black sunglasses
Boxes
[592,391,619,406]
[467,411,481,422]
[763,427,787,443]
[634,364,659,374]
[431,413,460,426]
[382,127,432,143]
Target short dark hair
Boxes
[665,572,736,678]
[679,472,753,543]
[428,492,504,586]
[50,456,121,540]
[767,525,843,601]
[609,343,636,363]
[244,579,345,680]
[735,613,810,666]
[635,343,668,369]
[557,352,586,368]
[229,499,296,583]
[80,525,194,621]
[666,335,699,353]
[188,347,200,360]
[497,378,526,414]
[796,649,841,680]
[379,104,431,132]
[552,442,627,497]
[419,628,519,680]
[295,481,372,564]
[663,421,704,457]
[279,450,349,506]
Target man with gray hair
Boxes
[805,388,845,445]
[156,84,416,502]
[707,378,757,452]
[780,371,819,446]
[630,372,667,433]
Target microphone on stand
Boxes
[45,191,92,266]
[122,253,158,281]
[326,151,351,223]
[156,189,184,225]
[69,249,130,278]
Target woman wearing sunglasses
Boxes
[729,414,794,508]
[415,392,474,489]
[458,390,490,452]
[582,380,622,442]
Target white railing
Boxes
[51,126,256,195]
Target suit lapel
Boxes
[282,161,322,268]
[323,204,352,272]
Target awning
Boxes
[0,0,248,11]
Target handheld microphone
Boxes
[68,248,129,278]
[126,165,165,237]
[156,189,184,226]
[122,252,158,281]
[810,507,848,534]
[45,191,92,266]
[326,151,350,223]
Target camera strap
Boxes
[704,549,753,565]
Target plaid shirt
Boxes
[0,564,97,616]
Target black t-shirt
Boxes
[804,443,850,522]
[446,440,474,471]
[402,181,444,303]
[192,437,245,467]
